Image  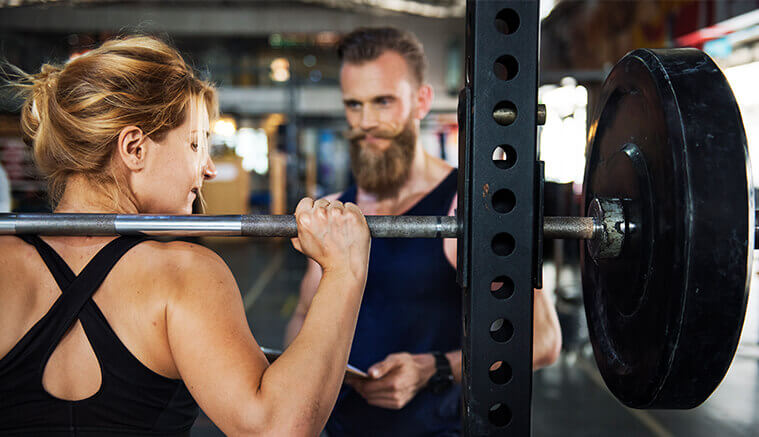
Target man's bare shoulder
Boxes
[417,152,454,193]
[429,154,455,176]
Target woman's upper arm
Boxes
[163,242,270,435]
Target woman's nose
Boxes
[203,155,217,181]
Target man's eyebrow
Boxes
[343,95,396,105]
[372,95,396,102]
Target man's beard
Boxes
[346,117,417,198]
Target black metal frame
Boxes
[458,1,539,435]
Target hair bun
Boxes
[29,99,40,122]
[36,64,62,92]
[26,64,62,124]
[38,64,61,81]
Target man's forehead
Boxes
[340,51,415,98]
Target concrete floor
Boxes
[191,239,759,436]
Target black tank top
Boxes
[0,236,198,436]
[327,169,462,436]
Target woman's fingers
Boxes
[313,198,330,209]
[291,237,303,253]
[292,197,370,273]
[295,197,315,215]
[327,200,345,219]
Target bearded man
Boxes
[285,27,561,436]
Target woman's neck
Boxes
[54,174,137,214]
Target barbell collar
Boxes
[586,198,626,259]
[537,104,547,125]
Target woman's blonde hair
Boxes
[12,35,218,209]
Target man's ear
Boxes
[414,84,434,120]
[117,126,149,171]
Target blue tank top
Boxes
[327,169,461,437]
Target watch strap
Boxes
[430,351,453,393]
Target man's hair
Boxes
[337,27,427,85]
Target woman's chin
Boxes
[142,205,191,215]
[175,203,193,215]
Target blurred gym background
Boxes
[1,1,758,435]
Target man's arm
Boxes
[345,350,454,410]
[443,194,561,369]
[532,285,562,369]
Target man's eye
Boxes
[190,142,199,151]
[346,102,361,110]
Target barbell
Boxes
[0,214,597,239]
[0,47,752,411]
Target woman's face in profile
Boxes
[132,102,217,215]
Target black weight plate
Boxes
[581,48,753,409]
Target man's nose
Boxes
[359,107,379,131]
[203,155,217,181]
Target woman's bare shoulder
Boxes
[130,239,228,270]
[127,239,237,295]
[0,235,35,270]
[0,236,40,269]
[0,235,30,249]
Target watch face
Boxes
[434,353,453,375]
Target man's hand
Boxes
[346,352,436,410]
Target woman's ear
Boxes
[117,126,149,171]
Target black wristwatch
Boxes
[428,352,454,394]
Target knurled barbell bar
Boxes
[0,213,596,239]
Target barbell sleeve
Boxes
[543,216,599,240]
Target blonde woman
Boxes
[0,36,370,436]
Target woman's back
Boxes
[0,235,199,435]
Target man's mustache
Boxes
[343,126,399,141]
